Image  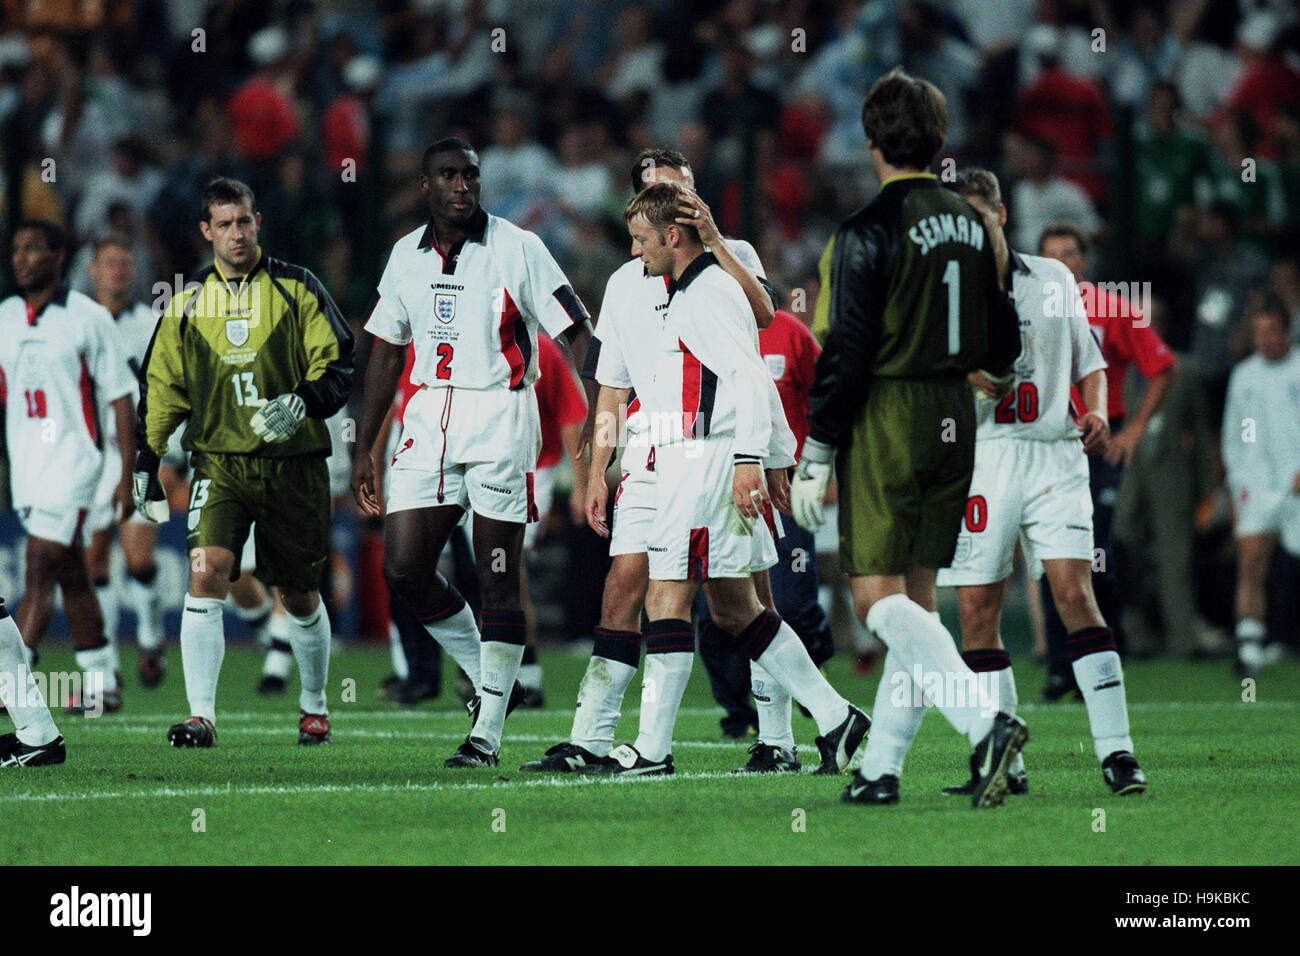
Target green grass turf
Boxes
[2,640,1297,865]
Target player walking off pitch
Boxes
[351,138,592,768]
[135,177,354,747]
[790,69,1026,808]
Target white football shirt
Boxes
[975,251,1106,442]
[592,239,792,463]
[0,287,134,509]
[1221,348,1300,492]
[365,207,588,391]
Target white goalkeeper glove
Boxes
[250,393,307,444]
[791,436,833,531]
[132,450,169,523]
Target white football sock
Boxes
[570,655,638,756]
[129,573,164,653]
[753,621,848,735]
[1072,650,1134,763]
[750,660,794,751]
[75,644,117,695]
[95,579,120,659]
[471,642,525,752]
[421,602,481,689]
[230,593,275,648]
[0,612,60,746]
[858,649,927,779]
[865,593,993,746]
[994,664,1024,774]
[180,596,225,723]
[518,663,542,691]
[632,650,693,763]
[388,622,410,681]
[285,605,331,715]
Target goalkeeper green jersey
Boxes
[137,249,354,459]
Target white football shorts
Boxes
[19,505,89,548]
[938,437,1093,587]
[647,438,778,581]
[386,385,542,524]
[1231,484,1300,556]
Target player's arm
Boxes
[252,270,356,443]
[519,228,593,413]
[551,353,590,524]
[133,293,192,520]
[1219,371,1245,489]
[677,291,773,518]
[586,384,631,537]
[1107,318,1177,467]
[352,336,407,516]
[978,238,1021,385]
[795,225,887,529]
[675,189,775,329]
[1077,368,1110,456]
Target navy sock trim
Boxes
[644,619,695,654]
[1067,626,1116,661]
[414,587,467,625]
[92,575,111,589]
[521,645,537,665]
[481,608,527,646]
[127,565,158,586]
[593,627,641,667]
[270,638,293,653]
[738,609,782,662]
[962,648,1012,672]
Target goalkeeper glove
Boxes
[250,393,307,444]
[132,449,169,523]
[790,436,833,531]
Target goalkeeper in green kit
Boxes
[133,178,354,748]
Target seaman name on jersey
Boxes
[908,212,985,255]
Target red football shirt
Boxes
[228,78,299,162]
[758,309,820,461]
[533,332,587,468]
[1075,282,1175,421]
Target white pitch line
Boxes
[0,769,782,805]
[73,726,807,750]
[69,699,1300,724]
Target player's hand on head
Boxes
[675,188,720,246]
[250,393,307,444]
[1078,411,1110,456]
[790,438,833,531]
[765,467,792,515]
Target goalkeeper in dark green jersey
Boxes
[133,177,354,749]
[789,68,1026,808]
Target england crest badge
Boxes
[434,293,457,324]
[225,318,249,347]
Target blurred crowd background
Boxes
[1,0,1298,666]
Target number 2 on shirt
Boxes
[436,343,453,380]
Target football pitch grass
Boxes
[3,641,1297,866]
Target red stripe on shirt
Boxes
[79,355,98,443]
[680,339,701,439]
[499,289,526,389]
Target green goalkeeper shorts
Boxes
[186,451,330,592]
[836,377,975,576]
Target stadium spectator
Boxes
[227,26,301,165]
[1014,26,1114,202]
[1223,9,1300,160]
[1131,82,1212,254]
[1004,132,1101,252]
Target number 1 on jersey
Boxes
[942,260,960,356]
